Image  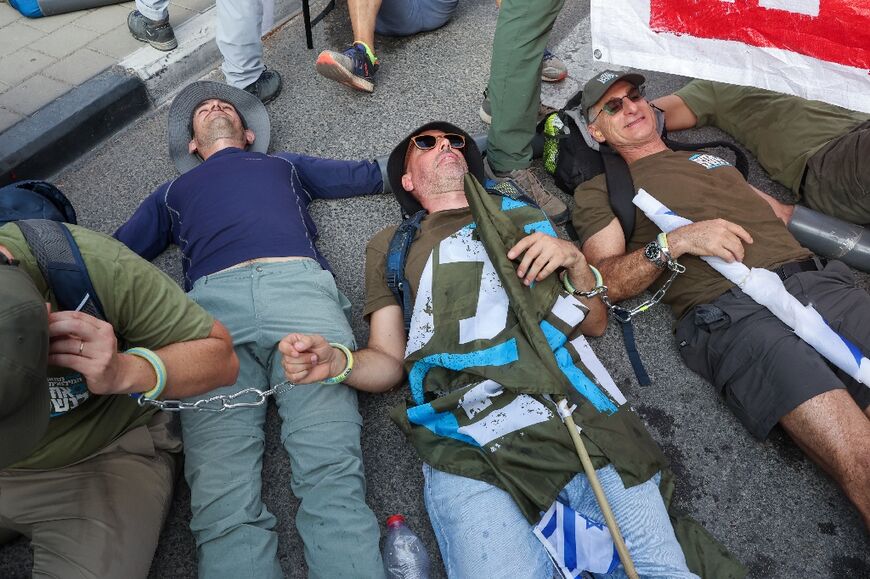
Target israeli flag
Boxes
[633,189,870,388]
[533,501,620,578]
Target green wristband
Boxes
[322,343,354,384]
[126,347,167,400]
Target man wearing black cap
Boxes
[572,70,870,527]
[0,225,236,578]
[279,122,742,577]
[114,81,385,579]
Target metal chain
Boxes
[601,260,686,323]
[137,380,297,412]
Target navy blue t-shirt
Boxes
[114,148,383,289]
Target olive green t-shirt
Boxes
[0,223,214,469]
[572,150,811,320]
[675,80,870,195]
[364,208,473,318]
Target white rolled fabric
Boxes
[633,188,870,388]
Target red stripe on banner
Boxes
[649,0,870,70]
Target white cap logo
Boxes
[597,71,619,84]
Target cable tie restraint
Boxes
[126,347,167,400]
[322,342,354,384]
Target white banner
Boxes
[590,0,870,113]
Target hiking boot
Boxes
[127,10,178,51]
[315,42,379,93]
[479,88,557,125]
[541,49,568,82]
[484,158,569,224]
[243,69,283,104]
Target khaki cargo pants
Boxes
[0,412,181,579]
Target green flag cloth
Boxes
[390,175,744,578]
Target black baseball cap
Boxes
[581,70,646,122]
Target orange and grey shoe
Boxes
[541,49,568,83]
[315,41,379,93]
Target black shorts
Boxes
[676,260,870,440]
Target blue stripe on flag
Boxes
[554,348,618,414]
[524,219,557,237]
[407,403,480,446]
[540,320,568,351]
[563,504,577,571]
[541,506,558,539]
[836,328,864,366]
[408,339,520,404]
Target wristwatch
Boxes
[644,239,668,269]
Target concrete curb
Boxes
[0,67,148,186]
[0,0,303,186]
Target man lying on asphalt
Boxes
[114,81,386,579]
[0,223,236,579]
[278,121,744,577]
[652,79,870,225]
[572,70,870,528]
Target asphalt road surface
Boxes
[1,1,868,577]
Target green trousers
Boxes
[486,0,566,172]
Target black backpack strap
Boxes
[664,136,750,179]
[16,219,106,320]
[600,146,636,242]
[386,210,426,333]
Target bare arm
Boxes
[279,304,406,393]
[749,184,795,226]
[582,218,666,303]
[47,314,238,398]
[583,216,755,302]
[651,94,698,131]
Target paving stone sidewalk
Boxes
[0,0,216,133]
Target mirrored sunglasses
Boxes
[591,85,646,123]
[410,133,466,151]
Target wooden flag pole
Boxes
[558,399,638,579]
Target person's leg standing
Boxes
[261,261,383,578]
[134,0,169,21]
[484,0,569,223]
[129,0,178,51]
[217,0,265,88]
[182,270,283,579]
[0,414,179,579]
[486,0,564,174]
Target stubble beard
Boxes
[195,115,243,150]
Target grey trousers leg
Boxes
[217,0,266,88]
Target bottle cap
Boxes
[386,514,406,527]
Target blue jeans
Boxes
[375,0,459,36]
[183,260,384,579]
[423,464,697,578]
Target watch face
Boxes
[644,241,660,262]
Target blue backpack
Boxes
[0,180,105,318]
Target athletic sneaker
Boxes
[315,42,379,93]
[479,88,557,125]
[127,10,178,51]
[243,69,283,104]
[484,158,569,225]
[541,49,568,82]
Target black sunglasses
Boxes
[410,133,466,151]
[590,85,646,123]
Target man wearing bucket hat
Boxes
[572,70,870,527]
[278,122,742,577]
[114,80,385,578]
[0,227,236,578]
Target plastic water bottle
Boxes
[382,514,431,579]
